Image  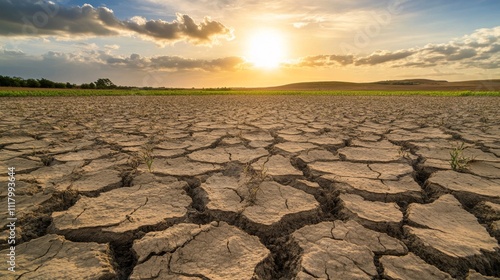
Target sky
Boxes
[0,0,499,88]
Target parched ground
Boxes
[0,95,499,280]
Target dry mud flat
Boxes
[0,95,499,280]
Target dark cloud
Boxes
[105,53,150,68]
[124,14,232,42]
[111,54,245,71]
[425,45,459,55]
[0,0,232,44]
[329,55,354,65]
[355,50,414,65]
[101,53,247,71]
[0,1,119,36]
[485,44,500,54]
[294,55,330,67]
[446,48,477,61]
[293,54,354,67]
[396,62,437,68]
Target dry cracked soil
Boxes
[0,95,499,280]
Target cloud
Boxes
[396,27,499,68]
[0,46,250,88]
[0,48,26,56]
[446,48,477,61]
[9,48,248,72]
[289,26,500,69]
[355,50,414,65]
[3,25,499,75]
[426,44,459,55]
[104,44,120,50]
[0,0,233,44]
[0,2,119,36]
[329,54,355,65]
[292,54,354,67]
[124,14,233,43]
[105,53,247,71]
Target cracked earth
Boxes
[0,95,499,280]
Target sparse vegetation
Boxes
[241,161,269,205]
[449,142,474,171]
[140,144,155,173]
[40,153,54,166]
[128,144,155,172]
[398,146,411,159]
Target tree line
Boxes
[0,75,117,89]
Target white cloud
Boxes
[289,26,500,69]
[104,44,120,50]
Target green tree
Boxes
[0,76,24,87]
[95,78,116,89]
[11,77,25,87]
[38,78,55,88]
[26,79,41,88]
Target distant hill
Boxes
[263,79,500,91]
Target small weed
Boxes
[40,153,54,166]
[140,144,155,172]
[398,147,411,159]
[449,142,474,172]
[241,161,269,205]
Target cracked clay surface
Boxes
[0,95,499,279]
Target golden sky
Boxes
[0,0,499,87]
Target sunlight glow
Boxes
[246,30,287,69]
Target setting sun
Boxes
[246,30,286,69]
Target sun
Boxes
[246,30,286,69]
